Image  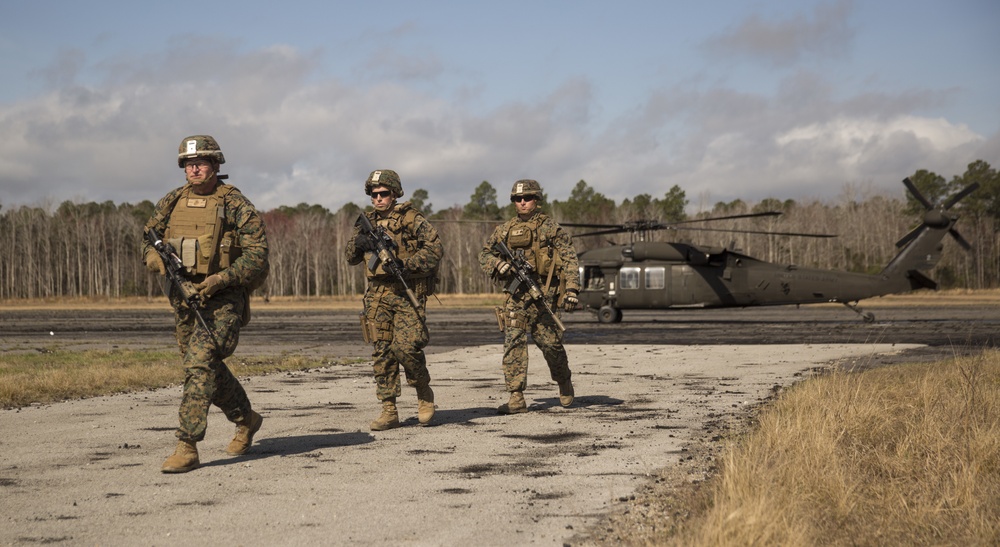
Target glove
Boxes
[563,290,579,312]
[386,257,405,274]
[496,261,511,276]
[194,274,226,299]
[355,233,377,253]
[145,251,166,275]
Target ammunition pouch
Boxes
[360,310,393,344]
[166,237,199,274]
[412,274,438,299]
[360,312,374,344]
[497,307,528,331]
[218,230,242,269]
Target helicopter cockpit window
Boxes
[581,266,606,290]
[620,267,640,290]
[645,267,665,290]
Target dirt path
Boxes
[2,342,918,546]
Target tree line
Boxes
[1,160,996,300]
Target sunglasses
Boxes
[371,190,393,199]
[511,195,537,203]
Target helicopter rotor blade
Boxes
[942,182,980,210]
[895,225,924,248]
[668,211,782,225]
[561,222,625,229]
[571,227,633,238]
[562,211,782,232]
[949,228,973,250]
[902,177,934,210]
[672,226,836,238]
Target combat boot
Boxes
[370,399,400,431]
[558,379,575,407]
[415,383,436,426]
[498,391,527,415]
[161,440,200,474]
[226,410,263,455]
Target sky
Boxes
[1,0,998,214]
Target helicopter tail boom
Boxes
[879,179,978,291]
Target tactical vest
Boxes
[502,213,555,278]
[364,203,432,280]
[163,184,242,276]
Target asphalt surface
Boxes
[2,302,995,359]
[0,302,996,545]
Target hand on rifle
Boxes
[355,233,377,253]
[385,256,405,275]
[145,251,166,275]
[194,274,226,299]
[496,261,511,276]
[563,290,579,312]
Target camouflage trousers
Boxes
[501,292,571,392]
[169,287,252,442]
[363,282,431,402]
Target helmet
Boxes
[177,135,225,168]
[365,169,403,197]
[510,179,543,200]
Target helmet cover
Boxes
[365,169,403,197]
[510,179,543,199]
[177,135,225,168]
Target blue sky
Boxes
[1,0,997,213]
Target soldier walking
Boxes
[143,135,269,473]
[345,170,443,430]
[479,180,580,414]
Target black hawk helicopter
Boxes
[565,178,979,323]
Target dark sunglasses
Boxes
[371,190,393,199]
[511,195,536,203]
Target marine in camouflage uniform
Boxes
[345,169,443,430]
[479,179,581,414]
[142,135,269,473]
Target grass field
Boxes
[0,350,361,409]
[612,350,1000,546]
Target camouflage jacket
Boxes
[345,201,443,279]
[479,211,581,294]
[142,181,269,289]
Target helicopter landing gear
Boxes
[598,305,622,324]
[843,302,875,323]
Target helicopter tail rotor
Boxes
[895,178,979,250]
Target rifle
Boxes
[492,240,566,332]
[355,214,421,310]
[145,227,220,352]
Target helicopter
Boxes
[565,178,980,323]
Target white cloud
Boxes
[0,37,991,217]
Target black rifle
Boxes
[492,240,566,331]
[355,214,421,310]
[145,227,219,352]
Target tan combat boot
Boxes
[498,391,527,415]
[370,399,400,431]
[161,440,200,473]
[558,379,575,408]
[226,410,263,455]
[415,383,436,426]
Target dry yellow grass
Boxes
[665,350,1000,546]
[0,350,359,409]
